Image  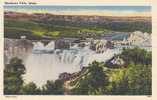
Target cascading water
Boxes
[32,41,55,53]
[23,41,122,86]
[45,41,55,50]
[4,36,151,87]
[33,41,45,51]
[4,31,152,87]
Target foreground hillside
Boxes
[4,11,151,39]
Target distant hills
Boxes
[4,11,152,39]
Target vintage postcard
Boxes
[0,0,156,100]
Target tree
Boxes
[120,47,151,65]
[4,57,26,94]
[42,80,64,95]
[72,61,109,95]
[126,63,151,95]
[20,82,41,95]
[107,69,130,95]
[108,63,151,95]
[105,48,152,95]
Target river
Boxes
[4,39,151,86]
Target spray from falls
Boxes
[4,36,151,86]
[24,40,121,86]
[32,41,55,53]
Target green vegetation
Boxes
[45,31,60,37]
[71,61,108,95]
[32,30,45,37]
[4,57,64,95]
[4,48,151,95]
[4,19,81,39]
[42,80,64,95]
[21,82,41,95]
[70,48,152,95]
[4,16,151,39]
[4,57,25,94]
[120,47,152,65]
[107,63,151,95]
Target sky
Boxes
[4,6,151,16]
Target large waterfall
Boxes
[24,41,121,86]
[4,39,151,86]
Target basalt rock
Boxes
[55,39,70,49]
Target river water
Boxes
[4,39,151,86]
[23,41,122,86]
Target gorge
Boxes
[4,31,151,86]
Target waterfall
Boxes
[33,41,45,51]
[5,38,151,86]
[31,41,120,68]
[45,41,55,50]
[25,40,147,86]
[33,41,55,53]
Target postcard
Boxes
[0,0,156,100]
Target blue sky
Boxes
[4,6,151,16]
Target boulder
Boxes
[55,39,70,49]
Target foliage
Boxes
[72,61,108,95]
[20,82,41,95]
[126,63,151,95]
[4,57,64,95]
[4,48,152,95]
[4,57,25,94]
[45,31,60,37]
[120,47,152,65]
[4,17,151,39]
[107,63,151,95]
[104,48,152,95]
[42,80,64,95]
[32,30,46,37]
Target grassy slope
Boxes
[4,16,151,39]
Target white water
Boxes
[24,41,121,86]
[5,40,151,86]
[32,41,55,53]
